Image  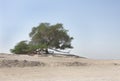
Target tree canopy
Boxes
[10,41,29,54]
[11,23,73,54]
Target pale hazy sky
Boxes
[0,0,120,59]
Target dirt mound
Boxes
[55,61,88,66]
[38,53,85,58]
[0,60,88,67]
[0,60,45,68]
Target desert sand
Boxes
[0,53,120,81]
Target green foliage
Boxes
[10,41,29,54]
[10,23,73,54]
[29,23,73,50]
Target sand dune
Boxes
[0,53,120,81]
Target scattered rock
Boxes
[113,63,120,66]
[0,60,45,68]
[56,61,87,66]
[0,57,4,58]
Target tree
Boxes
[29,23,73,54]
[10,41,29,54]
[10,23,73,54]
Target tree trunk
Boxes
[45,48,49,54]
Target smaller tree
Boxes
[10,41,29,54]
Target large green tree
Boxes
[29,23,73,54]
[10,23,73,54]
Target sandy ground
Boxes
[0,54,120,81]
